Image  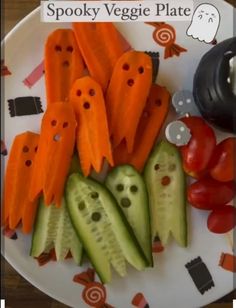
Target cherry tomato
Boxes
[207,206,236,234]
[209,137,236,182]
[187,178,235,210]
[180,117,216,178]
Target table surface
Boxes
[2,0,236,307]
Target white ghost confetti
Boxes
[165,120,191,146]
[172,90,200,116]
[187,4,220,44]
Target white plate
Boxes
[2,1,235,307]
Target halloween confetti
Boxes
[219,253,236,273]
[1,60,11,76]
[73,268,113,308]
[132,292,150,308]
[23,60,44,88]
[146,22,187,59]
[185,257,215,295]
[1,140,7,156]
[8,96,43,117]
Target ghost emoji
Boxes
[187,4,220,44]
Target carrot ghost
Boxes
[29,102,76,207]
[70,76,113,176]
[45,29,85,105]
[106,50,152,153]
[3,132,39,233]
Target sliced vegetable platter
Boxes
[2,1,235,308]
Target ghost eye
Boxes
[130,185,138,193]
[67,46,73,52]
[77,90,82,96]
[116,184,124,192]
[22,146,29,153]
[63,122,68,128]
[138,66,144,74]
[51,120,57,126]
[55,45,62,52]
[122,63,130,71]
[89,89,95,96]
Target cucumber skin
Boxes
[66,175,111,284]
[30,197,57,256]
[30,197,83,264]
[65,173,149,284]
[144,141,188,247]
[105,165,153,266]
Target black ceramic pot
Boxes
[193,37,236,133]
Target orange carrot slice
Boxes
[45,29,85,105]
[73,22,131,92]
[106,50,152,153]
[113,84,170,172]
[29,102,76,207]
[3,132,39,234]
[70,76,113,176]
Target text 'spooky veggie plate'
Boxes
[2,1,235,307]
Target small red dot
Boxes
[161,176,171,186]
[67,46,73,52]
[23,146,29,153]
[127,79,134,87]
[122,63,129,70]
[83,102,90,109]
[25,160,32,167]
[138,66,144,74]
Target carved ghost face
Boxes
[41,102,77,153]
[165,120,191,146]
[45,29,84,104]
[8,132,39,178]
[187,4,220,44]
[36,102,77,206]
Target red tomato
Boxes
[187,178,235,210]
[207,206,236,234]
[180,117,216,178]
[209,137,236,182]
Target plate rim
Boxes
[2,2,235,307]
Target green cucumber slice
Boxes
[144,140,187,247]
[30,197,83,264]
[105,165,153,266]
[65,173,148,284]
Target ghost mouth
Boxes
[62,60,70,67]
